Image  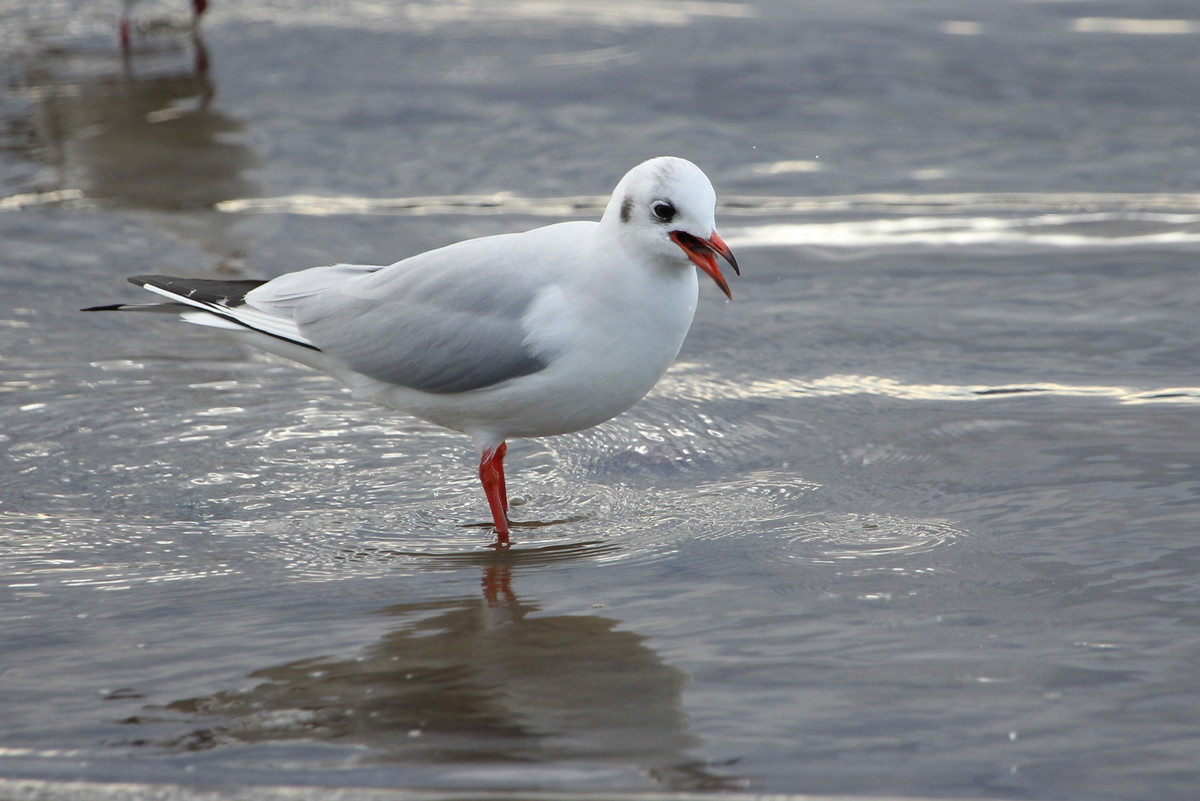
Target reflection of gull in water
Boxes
[146,565,734,790]
[8,25,256,265]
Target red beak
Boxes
[669,230,740,299]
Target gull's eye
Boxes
[651,200,676,223]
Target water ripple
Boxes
[660,367,1200,406]
[0,514,241,597]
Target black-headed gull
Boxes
[86,156,740,547]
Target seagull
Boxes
[85,156,740,547]
[120,0,208,49]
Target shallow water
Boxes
[2,1,1200,799]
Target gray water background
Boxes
[2,1,1200,798]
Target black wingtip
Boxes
[128,274,172,288]
[81,276,171,311]
[127,274,267,305]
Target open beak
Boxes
[669,230,740,299]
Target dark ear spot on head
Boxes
[619,194,633,224]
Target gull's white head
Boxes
[603,156,740,298]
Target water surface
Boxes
[2,2,1199,799]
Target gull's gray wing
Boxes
[289,232,563,395]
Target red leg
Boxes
[479,442,510,546]
[491,442,508,515]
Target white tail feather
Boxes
[180,311,243,330]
